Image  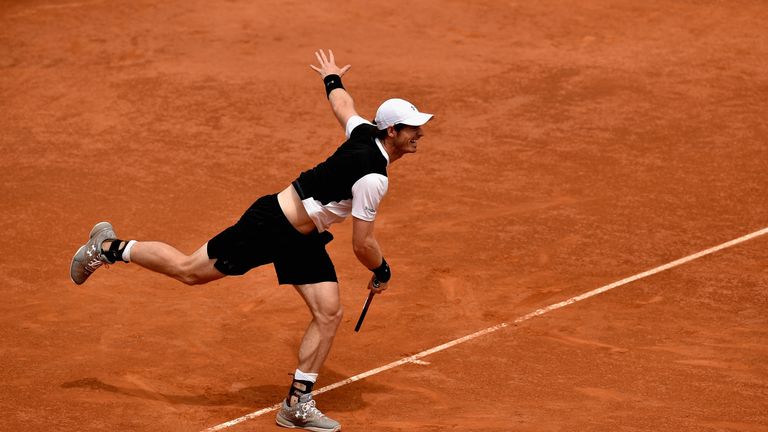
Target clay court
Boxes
[1,0,767,430]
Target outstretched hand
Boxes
[310,49,351,79]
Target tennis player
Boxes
[70,49,433,431]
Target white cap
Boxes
[374,98,434,130]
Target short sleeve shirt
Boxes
[292,116,389,232]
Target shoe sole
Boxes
[70,245,87,285]
[276,413,341,432]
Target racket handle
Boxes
[354,291,376,332]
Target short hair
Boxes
[373,122,408,141]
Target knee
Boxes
[315,306,344,331]
[176,260,209,286]
[179,274,206,286]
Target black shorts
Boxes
[207,194,337,285]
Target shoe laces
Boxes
[84,244,109,273]
[297,399,324,420]
[86,258,103,270]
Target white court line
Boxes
[202,226,768,431]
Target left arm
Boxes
[310,49,357,130]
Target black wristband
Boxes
[323,74,344,98]
[372,257,391,283]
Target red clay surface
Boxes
[2,1,767,431]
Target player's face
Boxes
[393,125,424,154]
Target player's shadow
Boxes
[61,368,389,411]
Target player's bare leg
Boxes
[70,221,224,285]
[122,242,224,285]
[276,281,342,431]
[294,281,343,372]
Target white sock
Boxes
[122,240,138,263]
[294,368,318,383]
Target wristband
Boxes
[372,257,391,283]
[323,74,344,98]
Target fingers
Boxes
[368,276,388,294]
[310,49,351,78]
[317,49,334,69]
[310,49,329,75]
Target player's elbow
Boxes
[352,238,375,261]
[352,242,369,259]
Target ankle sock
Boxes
[102,239,136,263]
[122,240,137,262]
[294,369,318,382]
[287,369,317,406]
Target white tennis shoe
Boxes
[70,221,117,285]
[276,394,340,432]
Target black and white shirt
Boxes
[292,116,389,232]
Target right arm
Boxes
[352,216,383,269]
[310,49,358,130]
[350,173,391,294]
[352,217,388,294]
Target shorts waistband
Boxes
[291,180,307,200]
[243,194,293,231]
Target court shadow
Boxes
[314,367,392,412]
[61,367,391,411]
[61,378,284,408]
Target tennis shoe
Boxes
[70,221,117,285]
[276,394,340,432]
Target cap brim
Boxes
[400,112,434,127]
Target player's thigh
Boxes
[185,243,226,284]
[294,281,341,317]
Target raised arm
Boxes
[310,49,358,130]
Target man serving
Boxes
[70,49,433,431]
